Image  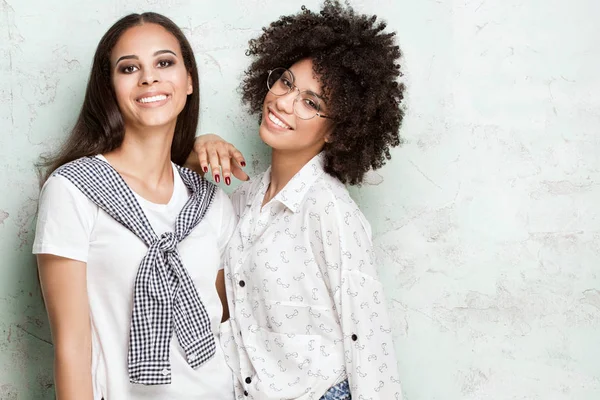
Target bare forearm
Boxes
[54,347,94,400]
[38,255,93,399]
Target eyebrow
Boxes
[115,49,178,65]
[305,90,324,100]
[286,70,325,99]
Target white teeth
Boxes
[268,112,291,129]
[138,94,167,103]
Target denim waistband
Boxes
[319,379,351,400]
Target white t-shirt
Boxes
[33,156,237,400]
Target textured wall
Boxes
[1,0,599,398]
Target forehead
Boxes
[111,23,181,59]
[288,58,322,91]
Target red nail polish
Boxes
[215,174,220,183]
[203,166,208,173]
[241,161,246,167]
[225,177,231,185]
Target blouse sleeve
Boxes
[312,200,403,400]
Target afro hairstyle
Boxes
[241,0,405,185]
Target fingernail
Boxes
[241,161,246,167]
[203,166,208,173]
[225,177,231,185]
[215,174,220,183]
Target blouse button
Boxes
[239,280,246,287]
[244,390,249,396]
[245,377,252,384]
[351,334,358,341]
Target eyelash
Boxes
[119,59,175,74]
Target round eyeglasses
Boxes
[266,68,332,120]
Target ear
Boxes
[187,73,193,95]
[324,129,334,143]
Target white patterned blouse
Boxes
[220,152,403,400]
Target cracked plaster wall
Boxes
[0,0,598,398]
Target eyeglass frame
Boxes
[266,68,333,120]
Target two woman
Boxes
[35,2,405,399]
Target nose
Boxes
[275,87,298,115]
[139,67,159,86]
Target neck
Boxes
[104,124,176,186]
[263,148,321,206]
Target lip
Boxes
[265,107,293,131]
[135,91,171,108]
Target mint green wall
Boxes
[1,0,599,398]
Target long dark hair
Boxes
[39,12,199,183]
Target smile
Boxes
[136,94,169,104]
[268,111,292,129]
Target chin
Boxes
[258,123,275,148]
[138,113,178,128]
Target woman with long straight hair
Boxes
[34,13,236,399]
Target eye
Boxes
[303,97,318,110]
[121,65,138,74]
[281,77,293,89]
[157,59,173,68]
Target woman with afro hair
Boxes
[189,1,404,399]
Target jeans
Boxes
[319,379,351,400]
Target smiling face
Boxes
[110,23,193,132]
[259,58,334,157]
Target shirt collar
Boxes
[253,153,326,214]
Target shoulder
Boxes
[53,156,105,176]
[230,175,264,215]
[232,176,263,202]
[209,186,234,215]
[35,175,98,246]
[303,174,372,239]
[40,173,96,211]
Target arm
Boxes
[38,254,93,400]
[33,175,98,399]
[313,201,403,399]
[185,134,249,184]
[214,188,239,323]
[216,269,230,322]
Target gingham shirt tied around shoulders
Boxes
[54,156,217,385]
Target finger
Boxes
[230,147,247,168]
[197,150,209,174]
[208,150,221,183]
[219,152,232,186]
[231,164,250,182]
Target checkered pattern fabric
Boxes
[55,156,217,385]
[319,380,352,400]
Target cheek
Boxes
[301,119,332,141]
[112,76,132,105]
[168,68,191,91]
[263,92,277,107]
